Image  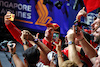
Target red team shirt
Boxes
[6,22,96,67]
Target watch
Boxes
[34,39,39,43]
[68,41,74,45]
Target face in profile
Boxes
[93,28,100,44]
[45,27,54,39]
[91,18,100,33]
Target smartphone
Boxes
[53,33,59,42]
[74,20,81,34]
[8,14,15,21]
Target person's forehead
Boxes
[47,26,54,29]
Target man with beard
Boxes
[93,27,100,55]
[76,7,100,34]
[73,25,98,67]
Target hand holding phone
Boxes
[8,14,15,21]
[74,20,81,34]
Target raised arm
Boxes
[21,30,51,65]
[7,43,24,67]
[55,39,64,67]
[4,11,23,45]
[67,25,83,67]
[21,30,51,54]
[20,30,29,51]
[4,11,32,47]
[76,26,97,64]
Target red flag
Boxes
[83,0,100,13]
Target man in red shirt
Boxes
[42,23,60,51]
[4,11,60,49]
[4,11,60,65]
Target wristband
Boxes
[34,39,39,43]
[23,40,29,45]
[68,41,74,45]
[11,52,16,57]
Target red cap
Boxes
[46,23,60,30]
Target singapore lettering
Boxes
[0,1,32,19]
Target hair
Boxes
[55,27,60,33]
[23,46,40,65]
[61,60,78,67]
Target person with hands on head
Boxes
[7,43,25,67]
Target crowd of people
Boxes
[1,7,100,67]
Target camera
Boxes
[74,20,89,34]
[7,41,13,47]
[0,40,9,52]
[74,20,81,34]
[0,40,14,52]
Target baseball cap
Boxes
[46,22,60,32]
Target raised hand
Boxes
[21,30,36,41]
[67,25,75,42]
[4,11,12,25]
[7,43,16,54]
[76,7,87,22]
[36,33,39,39]
[55,39,62,52]
[74,26,84,41]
